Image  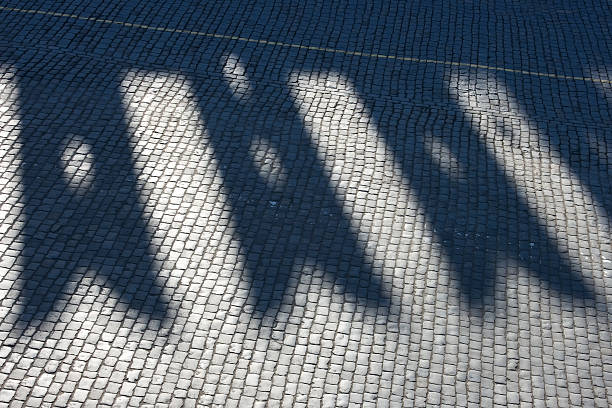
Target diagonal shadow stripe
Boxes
[9,53,169,328]
[353,87,600,311]
[184,58,390,320]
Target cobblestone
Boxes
[0,0,611,407]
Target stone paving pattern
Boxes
[0,0,611,407]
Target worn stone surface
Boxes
[0,1,611,406]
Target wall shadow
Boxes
[0,0,608,325]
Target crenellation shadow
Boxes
[352,97,598,309]
[187,63,390,318]
[7,53,169,328]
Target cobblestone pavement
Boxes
[0,1,611,407]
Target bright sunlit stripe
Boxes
[0,65,25,327]
[289,71,446,302]
[0,5,610,85]
[290,72,460,404]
